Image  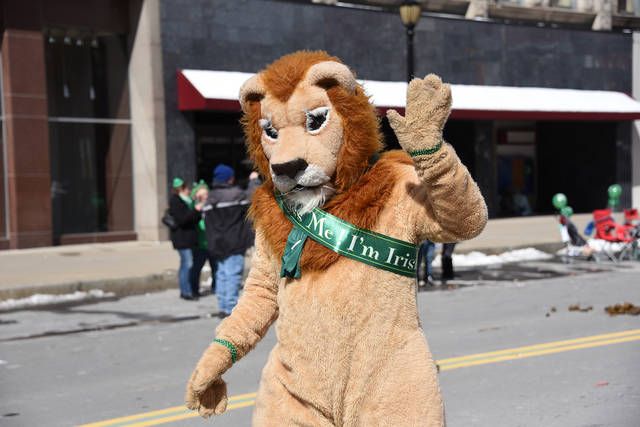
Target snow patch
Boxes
[0,290,115,311]
[432,248,552,268]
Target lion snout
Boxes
[271,158,309,179]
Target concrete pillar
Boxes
[1,29,53,248]
[466,0,489,19]
[129,0,168,241]
[474,121,497,218]
[632,32,640,209]
[592,0,613,31]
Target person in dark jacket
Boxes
[204,164,259,317]
[168,177,203,300]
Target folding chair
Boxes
[593,209,636,261]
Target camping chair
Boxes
[592,209,637,261]
[593,209,633,242]
[623,209,640,260]
[624,208,639,227]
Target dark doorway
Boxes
[194,112,252,185]
[537,121,617,214]
[380,117,476,175]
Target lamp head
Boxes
[399,1,422,28]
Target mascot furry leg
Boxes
[186,51,487,426]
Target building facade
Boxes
[1,0,639,249]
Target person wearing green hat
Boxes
[168,177,203,300]
[190,180,217,295]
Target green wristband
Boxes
[409,139,443,157]
[213,338,238,363]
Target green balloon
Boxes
[608,198,620,208]
[552,193,568,210]
[560,206,573,217]
[608,184,622,200]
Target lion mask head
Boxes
[239,51,382,213]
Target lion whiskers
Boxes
[284,185,335,215]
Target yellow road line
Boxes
[79,329,640,427]
[438,328,640,365]
[123,401,256,427]
[79,394,256,427]
[439,334,640,370]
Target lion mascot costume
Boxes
[186,51,487,426]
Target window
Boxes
[45,31,132,242]
[496,125,537,217]
[550,0,574,8]
[617,0,639,14]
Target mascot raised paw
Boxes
[186,51,487,426]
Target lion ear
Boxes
[305,61,357,94]
[239,74,265,112]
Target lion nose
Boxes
[271,158,308,179]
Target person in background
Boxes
[190,180,216,296]
[168,177,203,300]
[417,240,436,287]
[417,241,457,286]
[440,243,457,283]
[204,164,260,318]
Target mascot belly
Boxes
[186,51,487,427]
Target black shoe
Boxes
[216,311,229,319]
[181,294,198,301]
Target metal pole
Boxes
[406,25,415,83]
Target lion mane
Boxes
[244,51,412,272]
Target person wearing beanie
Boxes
[167,177,203,300]
[204,165,260,317]
[212,164,235,185]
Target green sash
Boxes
[276,195,417,279]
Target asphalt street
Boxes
[1,259,639,427]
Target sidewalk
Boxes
[457,213,591,253]
[0,214,586,301]
[0,241,178,300]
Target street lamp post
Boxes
[399,1,422,83]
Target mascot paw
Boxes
[386,74,452,153]
[185,343,233,417]
[186,376,228,418]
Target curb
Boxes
[0,271,178,301]
[0,242,563,301]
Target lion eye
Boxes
[305,107,330,134]
[259,119,278,141]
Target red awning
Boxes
[177,69,640,121]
